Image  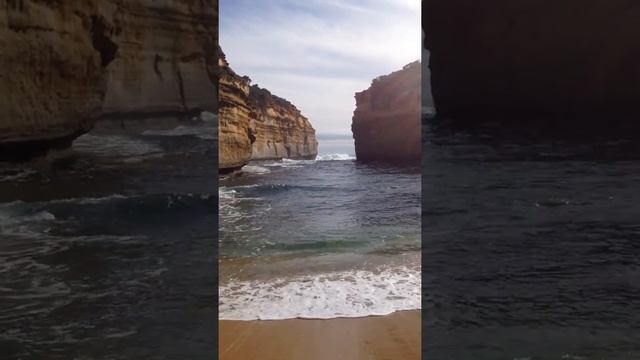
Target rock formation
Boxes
[248,85,318,161]
[218,47,254,170]
[218,49,318,171]
[0,1,106,159]
[423,0,640,129]
[351,61,421,162]
[0,0,217,159]
[100,1,217,119]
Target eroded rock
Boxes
[218,48,254,171]
[248,85,318,161]
[352,62,421,162]
[218,48,318,171]
[0,0,218,159]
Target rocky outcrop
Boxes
[423,0,640,129]
[100,1,217,119]
[0,0,217,159]
[351,61,421,162]
[218,49,318,171]
[248,85,318,161]
[0,1,106,159]
[218,48,254,170]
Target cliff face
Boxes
[0,1,106,158]
[423,0,640,128]
[101,0,217,118]
[351,61,421,162]
[218,48,254,170]
[218,50,318,171]
[0,0,217,159]
[248,85,318,161]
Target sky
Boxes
[220,0,421,135]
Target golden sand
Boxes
[219,310,420,360]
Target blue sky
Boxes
[220,0,421,135]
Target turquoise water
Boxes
[218,136,421,320]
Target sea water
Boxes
[0,115,217,359]
[422,117,640,360]
[219,134,421,320]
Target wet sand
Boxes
[219,310,420,360]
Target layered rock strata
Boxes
[248,85,318,161]
[423,0,640,129]
[0,1,106,159]
[218,50,318,171]
[351,61,421,162]
[100,0,217,119]
[218,48,254,170]
[0,0,217,159]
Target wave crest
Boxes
[219,266,420,320]
[316,154,356,161]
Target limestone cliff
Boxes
[351,61,421,162]
[248,85,318,161]
[100,0,217,118]
[423,0,640,129]
[0,0,217,159]
[0,1,106,159]
[218,50,318,171]
[218,48,254,170]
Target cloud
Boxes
[220,0,421,135]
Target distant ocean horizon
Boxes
[316,133,355,158]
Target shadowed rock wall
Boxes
[423,0,640,129]
[0,0,218,159]
[352,61,421,162]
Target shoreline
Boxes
[219,310,421,360]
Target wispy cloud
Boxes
[220,0,421,135]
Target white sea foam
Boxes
[219,266,421,320]
[240,165,271,174]
[0,167,38,183]
[142,111,217,139]
[50,194,129,205]
[263,158,315,168]
[218,186,270,235]
[0,202,56,238]
[218,187,237,201]
[0,195,142,239]
[261,153,356,166]
[281,158,310,164]
[0,207,55,227]
[219,186,266,208]
[73,134,164,161]
[316,153,356,161]
[198,111,217,123]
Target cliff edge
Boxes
[218,49,318,171]
[248,85,318,161]
[218,47,254,170]
[0,0,217,159]
[351,61,421,162]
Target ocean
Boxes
[422,116,640,359]
[0,115,218,359]
[218,134,421,320]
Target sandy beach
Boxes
[219,310,420,360]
